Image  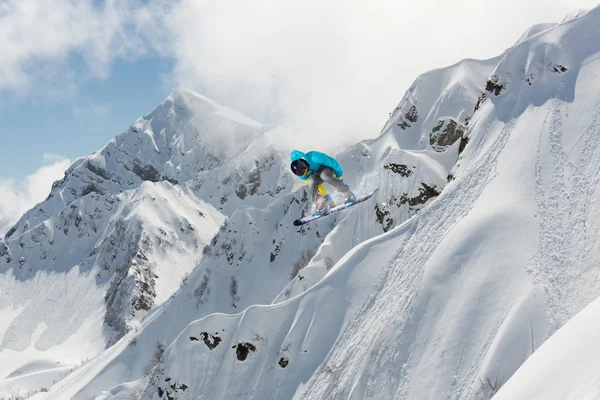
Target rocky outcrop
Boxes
[430,118,467,151]
[374,183,441,232]
[397,105,419,130]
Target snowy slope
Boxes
[38,188,331,399]
[0,89,277,397]
[11,7,600,400]
[4,88,267,237]
[188,140,295,215]
[379,55,500,151]
[29,30,502,400]
[36,35,506,400]
[494,295,600,400]
[0,181,225,396]
[276,53,500,305]
[296,8,600,398]
[0,85,333,398]
[49,7,600,400]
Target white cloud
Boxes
[0,155,70,236]
[164,0,600,153]
[0,0,168,96]
[1,0,598,156]
[43,152,69,163]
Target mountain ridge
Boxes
[5,8,600,399]
[33,40,496,400]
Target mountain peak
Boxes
[163,88,263,128]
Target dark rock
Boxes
[374,203,394,233]
[405,105,418,123]
[82,183,104,196]
[230,277,239,308]
[51,171,69,190]
[397,120,411,130]
[132,160,161,182]
[384,163,413,177]
[474,93,487,112]
[430,119,466,150]
[406,183,440,206]
[4,225,17,239]
[485,77,504,96]
[0,242,9,258]
[246,167,262,196]
[270,244,281,262]
[236,184,248,199]
[397,105,418,130]
[553,65,568,73]
[233,342,256,361]
[278,357,289,368]
[200,332,222,350]
[86,162,112,180]
[458,136,469,155]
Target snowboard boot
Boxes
[343,192,357,206]
[314,194,335,216]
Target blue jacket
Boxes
[290,150,344,180]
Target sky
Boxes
[0,0,598,234]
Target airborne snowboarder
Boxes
[290,150,357,215]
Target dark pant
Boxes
[308,167,352,209]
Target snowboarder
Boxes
[290,150,356,215]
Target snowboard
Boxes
[293,189,379,226]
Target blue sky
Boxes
[0,56,173,179]
[1,0,598,235]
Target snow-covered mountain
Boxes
[0,89,277,397]
[493,295,600,400]
[6,6,600,400]
[1,24,487,400]
[24,77,474,399]
[26,38,501,400]
[1,71,460,397]
[296,9,600,397]
[25,70,479,400]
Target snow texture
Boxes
[35,47,491,400]
[494,295,600,400]
[5,6,600,400]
